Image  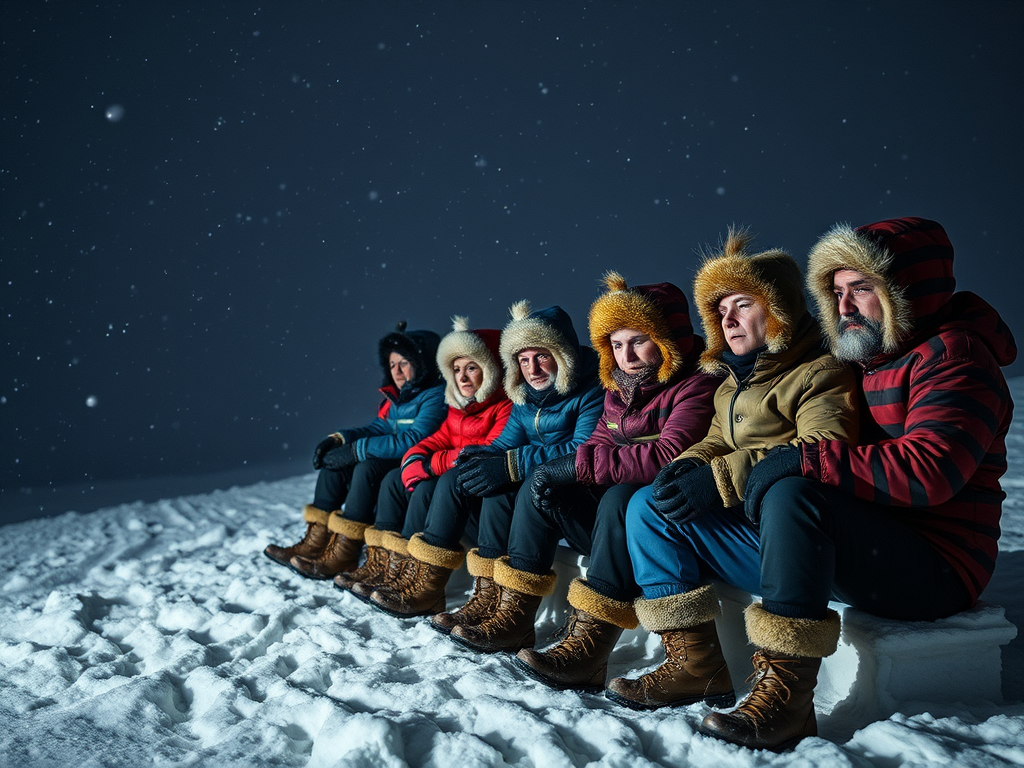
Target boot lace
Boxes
[542,612,597,665]
[476,592,528,638]
[735,650,801,725]
[348,547,387,581]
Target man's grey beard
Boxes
[834,314,884,363]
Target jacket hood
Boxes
[588,271,699,391]
[499,301,587,405]
[693,229,807,374]
[378,321,441,392]
[436,316,507,408]
[806,217,961,357]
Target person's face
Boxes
[832,269,886,363]
[389,352,415,389]
[609,328,663,374]
[718,293,768,355]
[452,356,484,399]
[517,347,558,390]
[832,269,884,324]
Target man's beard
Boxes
[834,313,884,363]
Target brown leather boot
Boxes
[699,603,840,752]
[431,549,498,635]
[449,557,556,653]
[369,534,464,618]
[514,578,636,692]
[290,514,367,580]
[606,585,734,710]
[264,505,331,566]
[351,531,413,601]
[334,527,388,591]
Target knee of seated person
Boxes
[595,484,635,524]
[759,476,827,524]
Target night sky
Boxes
[3,1,1022,523]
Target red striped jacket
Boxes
[803,218,1016,603]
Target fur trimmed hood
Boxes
[693,229,807,374]
[587,271,699,391]
[377,321,441,393]
[806,217,955,357]
[499,301,590,406]
[435,316,506,408]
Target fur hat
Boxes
[693,229,806,374]
[435,316,504,407]
[377,321,441,390]
[498,301,582,405]
[588,271,696,391]
[805,217,955,356]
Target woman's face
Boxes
[718,293,768,355]
[609,328,663,374]
[389,352,415,389]
[452,356,484,399]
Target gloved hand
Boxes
[652,459,723,524]
[401,455,433,491]
[312,434,342,470]
[458,454,511,497]
[456,444,499,464]
[530,453,578,513]
[743,445,803,526]
[322,443,358,471]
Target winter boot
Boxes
[606,584,735,710]
[450,556,556,653]
[369,533,465,618]
[289,513,367,580]
[431,549,499,635]
[334,527,389,591]
[699,603,840,752]
[351,531,414,601]
[514,578,637,692]
[264,505,331,566]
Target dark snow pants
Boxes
[312,457,400,524]
[508,483,642,603]
[419,470,519,559]
[374,467,441,539]
[627,476,972,621]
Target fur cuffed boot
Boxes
[264,505,332,566]
[514,578,637,692]
[450,556,556,653]
[699,602,841,752]
[290,513,368,580]
[351,531,411,600]
[334,526,389,592]
[369,533,465,618]
[606,584,735,710]
[431,549,500,635]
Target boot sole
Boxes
[511,655,604,693]
[696,726,803,753]
[448,631,528,655]
[605,689,736,711]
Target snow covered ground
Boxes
[2,380,1023,768]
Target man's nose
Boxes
[838,293,856,316]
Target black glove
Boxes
[312,435,342,470]
[652,460,722,524]
[743,445,803,525]
[530,453,578,512]
[321,443,358,471]
[456,444,500,464]
[458,454,511,497]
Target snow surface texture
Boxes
[2,380,1023,768]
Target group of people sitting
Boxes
[264,216,1016,752]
